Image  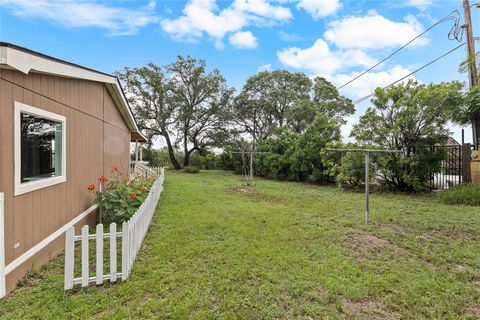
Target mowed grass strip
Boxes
[1,170,479,319]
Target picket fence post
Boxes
[110,222,117,282]
[96,224,103,285]
[81,225,89,287]
[64,226,75,290]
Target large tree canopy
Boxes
[234,71,353,142]
[167,56,234,167]
[313,77,355,124]
[118,56,233,169]
[235,70,312,141]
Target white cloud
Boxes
[277,39,377,77]
[324,14,428,49]
[161,0,291,47]
[2,0,159,35]
[258,63,272,71]
[229,31,258,48]
[405,0,433,10]
[297,0,340,19]
[277,31,303,42]
[234,0,292,20]
[333,65,415,98]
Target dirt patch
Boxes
[468,304,480,319]
[344,232,407,259]
[228,185,283,204]
[141,292,152,304]
[229,185,255,194]
[340,298,399,319]
[376,222,410,236]
[16,272,44,289]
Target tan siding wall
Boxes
[0,69,131,293]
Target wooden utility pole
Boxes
[463,0,479,148]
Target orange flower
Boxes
[98,175,108,183]
[130,193,137,200]
[87,184,96,191]
[111,165,119,174]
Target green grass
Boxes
[437,182,480,206]
[1,170,480,319]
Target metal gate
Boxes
[431,144,472,189]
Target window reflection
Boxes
[21,113,63,183]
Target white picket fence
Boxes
[64,168,165,290]
[130,161,161,179]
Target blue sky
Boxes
[1,0,479,142]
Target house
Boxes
[0,42,146,296]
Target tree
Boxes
[117,63,182,169]
[167,56,234,167]
[118,56,233,170]
[313,77,355,124]
[254,113,341,182]
[285,98,317,133]
[351,80,464,192]
[235,70,311,141]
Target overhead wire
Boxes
[352,42,466,104]
[338,9,464,90]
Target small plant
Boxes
[87,166,156,224]
[183,166,199,174]
[436,182,480,206]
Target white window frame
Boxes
[14,102,67,196]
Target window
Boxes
[14,102,66,195]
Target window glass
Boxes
[20,112,63,183]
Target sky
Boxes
[1,0,479,144]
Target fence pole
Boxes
[121,222,128,281]
[110,223,117,282]
[462,143,472,183]
[64,226,75,290]
[81,225,89,287]
[96,224,103,285]
[365,152,370,225]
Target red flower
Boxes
[87,184,96,191]
[130,193,138,200]
[98,175,108,183]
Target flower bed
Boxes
[88,166,157,224]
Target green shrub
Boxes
[183,166,200,173]
[437,182,480,206]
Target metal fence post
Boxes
[365,152,369,225]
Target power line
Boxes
[352,42,466,105]
[338,10,463,90]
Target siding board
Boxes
[1,70,131,292]
[1,79,14,265]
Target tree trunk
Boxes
[164,133,181,170]
[184,148,194,167]
[183,129,189,167]
[183,152,190,167]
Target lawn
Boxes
[1,170,480,319]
